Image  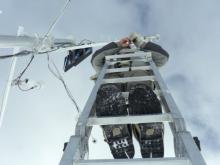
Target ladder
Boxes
[59,50,206,165]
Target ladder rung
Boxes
[77,158,190,165]
[102,76,155,84]
[121,90,166,99]
[106,66,151,73]
[87,114,173,126]
[105,52,151,60]
[107,59,148,65]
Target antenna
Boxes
[41,0,72,51]
[44,0,71,39]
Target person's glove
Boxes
[129,32,146,48]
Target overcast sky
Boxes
[0,0,220,164]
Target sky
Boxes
[0,0,220,164]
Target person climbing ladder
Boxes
[91,32,169,159]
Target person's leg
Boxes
[96,84,135,159]
[128,83,164,158]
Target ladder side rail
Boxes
[60,62,109,164]
[59,63,108,165]
[72,62,109,160]
[178,132,206,165]
[149,59,189,157]
[149,58,206,164]
[75,62,108,135]
[148,57,186,149]
[59,136,81,165]
[149,59,186,132]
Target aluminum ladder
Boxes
[59,50,206,165]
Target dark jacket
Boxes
[91,42,169,72]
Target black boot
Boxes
[129,84,164,158]
[96,84,135,159]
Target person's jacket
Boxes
[91,42,169,72]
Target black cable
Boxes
[47,53,80,113]
[12,54,36,92]
[0,50,32,59]
[14,55,35,81]
[17,82,35,92]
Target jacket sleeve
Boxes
[91,42,122,72]
[141,42,169,67]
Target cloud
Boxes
[140,2,220,163]
[166,72,220,153]
[1,0,220,165]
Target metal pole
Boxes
[0,26,24,127]
[0,35,35,48]
[0,35,112,52]
[0,33,160,53]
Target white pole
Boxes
[0,35,35,48]
[0,26,24,127]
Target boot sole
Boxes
[136,123,164,158]
[96,84,127,117]
[103,125,135,159]
[96,84,134,159]
[129,84,164,158]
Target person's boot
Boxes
[129,84,164,158]
[102,124,134,159]
[133,123,164,158]
[96,84,135,159]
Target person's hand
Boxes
[118,38,131,48]
[129,32,145,48]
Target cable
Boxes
[47,53,80,113]
[14,55,35,81]
[0,50,32,59]
[17,81,36,92]
[12,54,36,92]
[47,54,80,112]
